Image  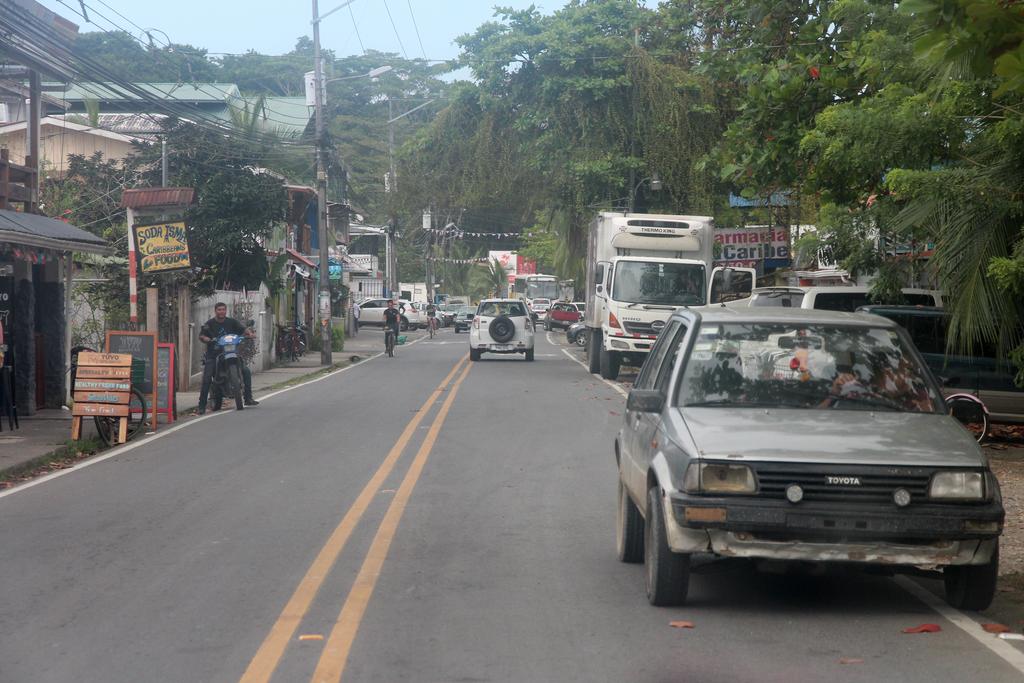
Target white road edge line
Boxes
[0,337,432,501]
[559,347,628,399]
[894,576,1024,674]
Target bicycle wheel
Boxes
[93,388,148,445]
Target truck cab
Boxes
[584,213,754,380]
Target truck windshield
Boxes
[527,280,559,299]
[611,262,705,306]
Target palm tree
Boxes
[470,257,507,299]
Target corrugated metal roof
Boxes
[48,82,240,104]
[0,209,109,254]
[121,188,195,209]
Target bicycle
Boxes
[385,328,397,357]
[946,393,989,443]
[69,346,148,446]
[428,315,438,339]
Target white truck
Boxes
[584,212,754,380]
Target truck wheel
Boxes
[944,542,998,610]
[587,330,601,374]
[617,480,644,563]
[645,486,690,606]
[600,347,620,380]
[470,347,481,362]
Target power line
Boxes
[406,0,427,60]
[381,0,408,60]
[348,4,366,55]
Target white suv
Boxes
[469,299,535,361]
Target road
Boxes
[0,327,1022,682]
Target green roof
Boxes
[47,82,241,104]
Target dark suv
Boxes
[858,305,1024,426]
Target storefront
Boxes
[0,209,109,415]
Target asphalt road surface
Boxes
[1,327,1022,682]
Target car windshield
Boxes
[533,299,550,306]
[676,322,941,413]
[612,261,705,306]
[574,303,585,311]
[478,302,527,317]
[527,280,559,299]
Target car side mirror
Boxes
[627,389,665,414]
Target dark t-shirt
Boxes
[201,316,246,356]
[382,308,401,331]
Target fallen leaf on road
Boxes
[609,410,620,416]
[982,623,1011,634]
[902,624,941,634]
[298,634,324,641]
[669,620,694,629]
[838,658,863,665]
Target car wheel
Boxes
[576,334,587,348]
[645,486,690,606]
[470,347,481,362]
[587,330,601,374]
[617,480,644,563]
[600,347,621,380]
[944,542,998,610]
[525,348,534,362]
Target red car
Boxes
[544,302,584,330]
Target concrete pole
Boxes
[146,287,158,336]
[313,0,332,365]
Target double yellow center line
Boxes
[240,356,472,683]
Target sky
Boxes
[40,0,549,63]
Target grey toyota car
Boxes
[616,307,1003,609]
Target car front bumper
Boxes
[662,493,1003,567]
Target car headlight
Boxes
[683,462,757,494]
[929,471,985,500]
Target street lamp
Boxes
[311,1,391,364]
[628,172,662,213]
[326,65,393,84]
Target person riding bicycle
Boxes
[382,299,402,346]
[426,302,438,332]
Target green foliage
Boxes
[309,325,345,352]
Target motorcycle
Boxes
[210,333,246,411]
[566,321,588,348]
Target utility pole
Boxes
[312,0,333,365]
[423,209,433,304]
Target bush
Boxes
[309,325,344,352]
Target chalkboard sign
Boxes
[106,330,158,432]
[156,343,175,424]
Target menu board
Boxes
[105,331,158,432]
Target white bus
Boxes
[511,274,560,318]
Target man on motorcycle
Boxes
[197,302,258,415]
[382,299,401,348]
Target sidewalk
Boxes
[0,330,401,483]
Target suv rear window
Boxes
[752,291,805,308]
[478,302,527,317]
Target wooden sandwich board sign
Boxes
[71,352,132,444]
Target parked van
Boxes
[859,305,1024,425]
[739,286,943,311]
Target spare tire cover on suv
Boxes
[488,315,516,343]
